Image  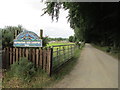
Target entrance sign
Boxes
[13,31,42,47]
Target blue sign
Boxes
[13,31,42,47]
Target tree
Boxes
[2,25,24,48]
[68,36,74,42]
[42,2,119,49]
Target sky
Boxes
[0,0,74,38]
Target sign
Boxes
[13,31,42,47]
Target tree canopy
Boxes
[42,2,119,49]
[1,25,24,48]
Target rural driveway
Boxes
[52,43,118,88]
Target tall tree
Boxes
[42,2,119,49]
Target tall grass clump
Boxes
[10,57,36,82]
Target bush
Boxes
[10,57,36,82]
[106,47,111,52]
[42,36,49,47]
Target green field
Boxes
[47,42,76,69]
[47,42,75,47]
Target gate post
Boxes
[49,48,53,76]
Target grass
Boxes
[47,42,75,47]
[92,44,120,60]
[47,42,75,52]
[47,42,76,69]
[2,42,84,88]
[2,68,52,88]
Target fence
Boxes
[2,47,52,75]
[2,44,77,76]
[52,44,76,71]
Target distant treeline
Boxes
[47,37,68,41]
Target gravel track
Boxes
[52,43,118,88]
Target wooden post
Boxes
[2,48,5,69]
[32,49,35,64]
[68,46,69,59]
[10,48,13,64]
[40,48,43,68]
[49,48,53,76]
[43,49,46,70]
[57,48,59,63]
[40,29,43,49]
[26,48,29,60]
[63,47,65,61]
[22,48,24,57]
[16,48,18,62]
[40,29,43,39]
[13,48,15,64]
[47,48,50,73]
[36,49,39,67]
[19,48,22,60]
[6,47,9,68]
[71,45,72,57]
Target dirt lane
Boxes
[52,43,118,88]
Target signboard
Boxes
[13,31,42,47]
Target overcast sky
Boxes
[0,0,74,38]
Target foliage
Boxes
[68,36,74,42]
[2,25,23,48]
[48,37,68,41]
[42,36,49,47]
[10,57,36,82]
[42,2,119,49]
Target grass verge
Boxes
[92,44,120,60]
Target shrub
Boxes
[106,47,111,52]
[10,57,36,82]
[42,36,49,47]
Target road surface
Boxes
[52,44,118,88]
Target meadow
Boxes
[47,42,75,47]
[47,42,76,69]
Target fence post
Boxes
[74,45,75,54]
[56,48,59,64]
[43,49,46,70]
[49,48,53,76]
[10,48,13,64]
[19,48,21,60]
[13,48,15,64]
[63,47,65,61]
[26,48,29,60]
[36,49,39,67]
[40,48,43,68]
[16,48,18,62]
[32,49,35,65]
[68,46,69,59]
